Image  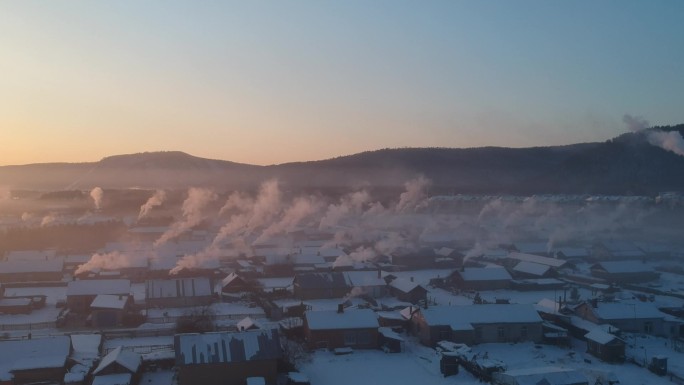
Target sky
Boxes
[1,1,683,166]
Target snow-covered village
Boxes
[1,181,684,385]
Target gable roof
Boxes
[0,259,63,274]
[0,336,71,375]
[67,279,131,296]
[294,272,351,290]
[456,267,512,281]
[93,346,141,375]
[175,329,281,365]
[513,261,551,276]
[90,295,128,310]
[305,309,379,330]
[389,277,425,294]
[221,272,245,288]
[591,302,664,320]
[145,277,212,299]
[493,366,588,385]
[584,329,622,345]
[591,261,654,274]
[420,304,542,328]
[345,271,386,287]
[507,252,566,268]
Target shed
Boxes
[492,366,589,385]
[449,267,512,291]
[304,308,379,349]
[584,328,625,363]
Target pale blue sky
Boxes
[1,1,683,165]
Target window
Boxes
[358,331,371,345]
[344,331,356,345]
[497,326,505,341]
[644,322,653,334]
[520,326,528,339]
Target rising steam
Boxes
[90,187,104,210]
[154,187,217,247]
[138,190,167,220]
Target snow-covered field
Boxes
[298,336,679,385]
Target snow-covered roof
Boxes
[456,267,512,281]
[237,316,261,331]
[93,346,141,375]
[0,259,63,274]
[5,249,57,261]
[305,309,379,330]
[145,277,212,299]
[91,373,132,385]
[593,302,664,321]
[493,366,588,385]
[91,295,128,310]
[67,279,131,296]
[389,278,423,294]
[513,242,549,255]
[592,261,653,274]
[221,272,244,287]
[294,272,351,290]
[584,329,621,345]
[553,247,590,258]
[175,329,281,365]
[71,334,102,359]
[421,304,542,327]
[0,336,71,374]
[507,252,566,268]
[293,253,326,266]
[513,261,551,277]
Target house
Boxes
[93,346,141,376]
[0,336,71,385]
[590,261,659,284]
[512,261,555,279]
[505,252,567,270]
[574,301,681,337]
[90,295,132,328]
[593,241,646,260]
[293,272,351,300]
[91,373,133,385]
[345,270,388,298]
[0,298,33,315]
[145,277,213,308]
[389,247,436,269]
[67,279,131,313]
[584,328,625,363]
[237,317,262,331]
[553,247,590,261]
[492,367,588,385]
[388,277,428,304]
[304,307,380,349]
[174,329,281,385]
[68,333,103,384]
[410,304,543,346]
[0,259,63,283]
[513,242,551,257]
[220,273,251,294]
[449,267,512,291]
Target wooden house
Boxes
[584,328,625,363]
[145,277,213,308]
[388,278,427,304]
[303,307,379,350]
[174,329,281,385]
[293,272,351,300]
[90,294,133,328]
[410,304,544,347]
[67,279,131,314]
[0,336,71,385]
[449,267,512,291]
[590,261,659,284]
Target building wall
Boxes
[0,271,63,283]
[305,328,379,350]
[177,360,278,385]
[294,286,348,300]
[11,367,66,385]
[146,295,213,308]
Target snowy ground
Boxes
[298,336,678,385]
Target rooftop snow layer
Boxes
[305,308,379,330]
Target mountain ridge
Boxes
[2,125,684,194]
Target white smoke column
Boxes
[245,179,282,234]
[154,187,217,247]
[623,114,649,132]
[41,214,57,227]
[170,245,221,275]
[90,187,104,210]
[395,176,431,213]
[319,190,371,230]
[623,114,684,156]
[75,251,135,275]
[21,212,34,222]
[219,192,254,216]
[647,131,684,156]
[256,195,323,243]
[333,246,376,268]
[138,190,167,220]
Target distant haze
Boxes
[1,1,684,166]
